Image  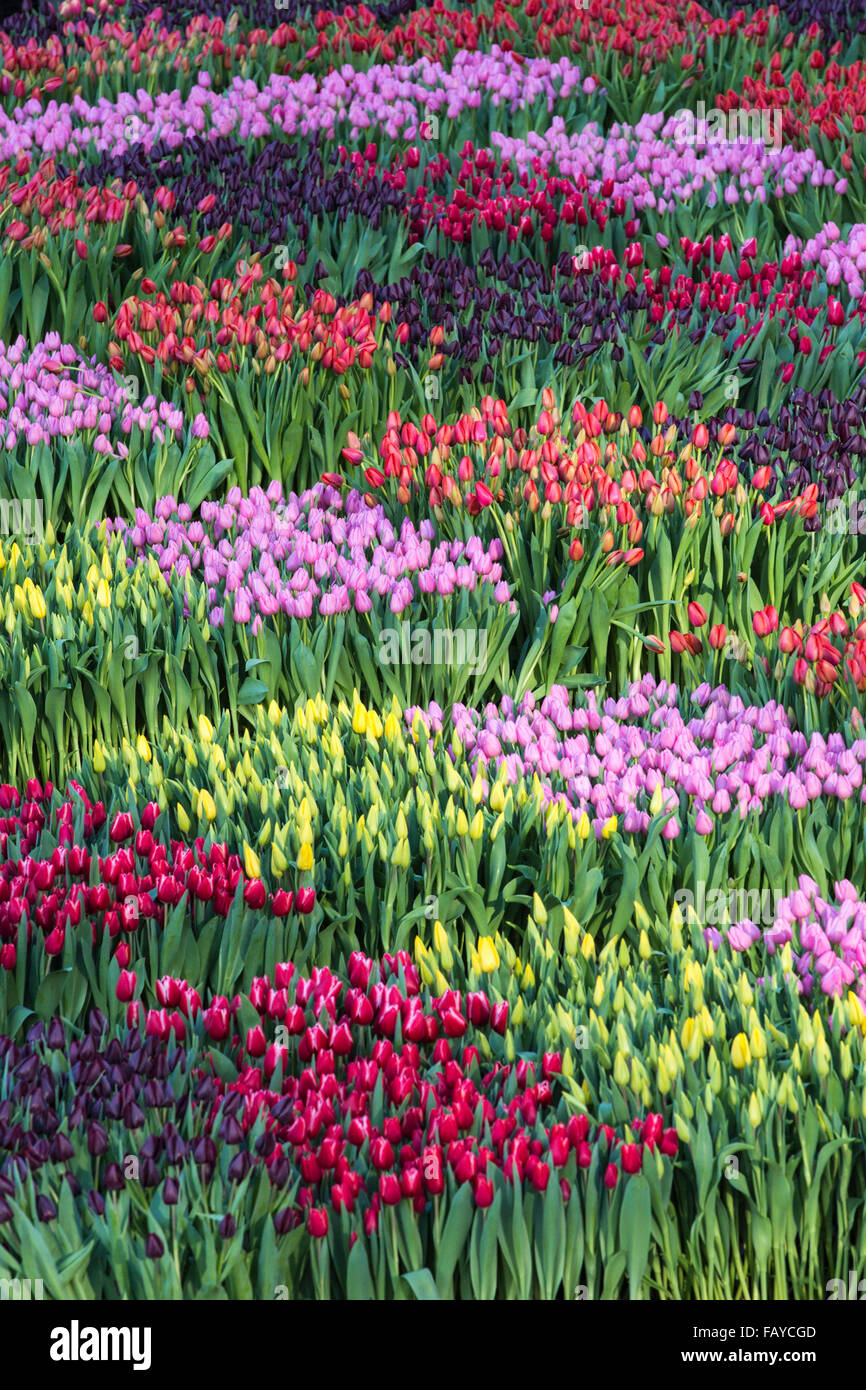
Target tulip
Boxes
[379,1173,402,1205]
[306,1207,328,1238]
[687,602,707,628]
[109,813,134,843]
[731,1033,751,1069]
[116,970,137,1002]
[621,1143,642,1174]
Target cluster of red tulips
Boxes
[0,780,314,972]
[722,52,866,148]
[399,145,620,247]
[133,949,681,1232]
[2,157,140,246]
[764,584,866,696]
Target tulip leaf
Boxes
[347,1242,375,1300]
[402,1268,442,1301]
[34,967,74,1021]
[620,1175,652,1299]
[435,1183,474,1298]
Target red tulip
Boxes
[644,1114,664,1147]
[527,1158,550,1192]
[661,1128,679,1157]
[474,1176,494,1207]
[306,1207,328,1238]
[145,1008,170,1039]
[243,879,266,910]
[621,1143,642,1174]
[43,926,65,956]
[603,1163,619,1189]
[489,1002,509,1034]
[379,1173,401,1205]
[687,602,707,628]
[115,969,137,1002]
[371,1138,395,1171]
[203,1006,230,1041]
[109,813,134,843]
[295,887,316,914]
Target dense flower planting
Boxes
[1,0,866,1306]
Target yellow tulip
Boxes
[198,789,216,822]
[297,842,314,872]
[477,936,499,973]
[243,842,261,878]
[638,929,652,960]
[198,714,214,744]
[92,742,106,774]
[95,578,111,609]
[27,584,47,621]
[748,1092,762,1128]
[136,735,151,764]
[576,812,590,841]
[177,804,191,833]
[601,814,617,839]
[433,921,454,972]
[731,1033,751,1069]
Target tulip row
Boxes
[0,676,861,971]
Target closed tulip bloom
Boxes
[115,970,136,1002]
[306,1207,328,1238]
[660,1129,679,1157]
[380,1173,402,1205]
[603,1163,619,1190]
[621,1143,642,1174]
[474,1176,495,1207]
[477,936,499,972]
[109,813,134,843]
[687,602,707,628]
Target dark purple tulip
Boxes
[87,1123,108,1157]
[36,1195,57,1222]
[86,1191,105,1217]
[102,1163,126,1191]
